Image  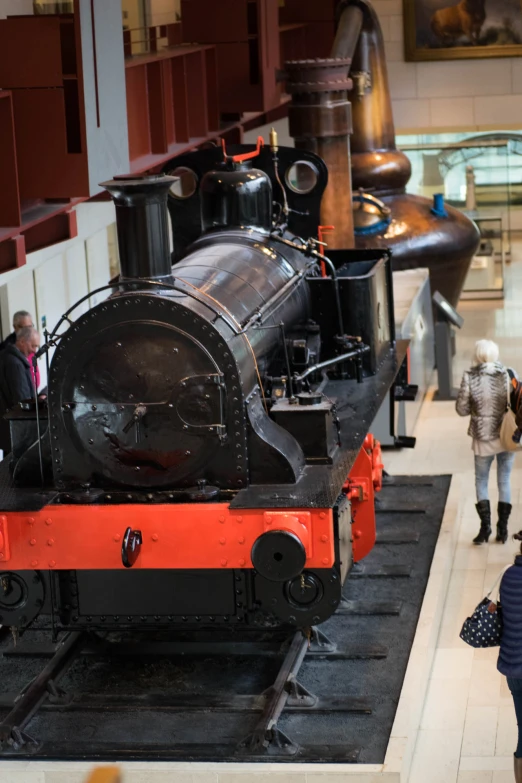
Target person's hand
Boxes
[38,394,47,400]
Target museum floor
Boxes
[384,244,522,783]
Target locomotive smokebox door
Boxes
[49,303,233,490]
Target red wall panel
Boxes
[126,66,151,161]
[0,16,64,88]
[12,89,89,199]
[0,93,21,227]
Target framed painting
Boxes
[404,0,522,61]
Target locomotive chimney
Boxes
[101,173,176,280]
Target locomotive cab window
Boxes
[285,161,319,195]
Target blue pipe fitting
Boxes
[431,193,448,218]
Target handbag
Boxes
[460,567,509,648]
[500,371,520,452]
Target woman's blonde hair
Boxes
[474,339,499,365]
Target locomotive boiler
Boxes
[0,140,405,635]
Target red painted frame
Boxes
[0,438,384,572]
[0,505,334,572]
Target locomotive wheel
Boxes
[251,530,306,582]
[0,570,44,628]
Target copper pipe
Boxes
[327,0,479,306]
[285,59,355,249]
[331,5,363,60]
[284,1,479,306]
[335,0,411,193]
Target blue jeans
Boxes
[474,452,515,504]
[508,677,522,757]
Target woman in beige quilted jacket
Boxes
[456,339,517,545]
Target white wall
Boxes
[374,0,522,133]
[86,228,111,307]
[0,1,32,17]
[80,0,130,195]
[0,202,115,388]
[0,275,37,341]
[149,0,179,26]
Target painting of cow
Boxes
[404,0,522,60]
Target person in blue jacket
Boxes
[499,532,522,782]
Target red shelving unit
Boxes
[0,14,89,202]
[181,0,281,114]
[279,0,336,59]
[0,2,307,270]
[125,44,220,170]
[0,91,21,228]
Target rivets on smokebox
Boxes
[113,534,121,542]
[31,560,38,567]
[319,512,326,519]
[49,560,56,568]
[239,558,246,567]
[27,517,35,526]
[236,516,243,523]
[29,538,37,546]
[221,559,228,567]
[219,516,226,524]
[219,537,226,545]
[321,535,328,543]
[322,557,329,565]
[47,539,55,547]
[45,518,52,526]
[238,536,245,545]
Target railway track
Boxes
[0,475,450,763]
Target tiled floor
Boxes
[385,245,522,782]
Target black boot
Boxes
[473,500,491,545]
[496,502,512,544]
[515,754,522,783]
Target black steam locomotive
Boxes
[0,139,405,634]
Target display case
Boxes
[461,214,505,300]
[397,135,515,275]
[372,268,434,448]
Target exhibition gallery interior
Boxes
[2,0,522,782]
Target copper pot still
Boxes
[285,0,480,308]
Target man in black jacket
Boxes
[0,310,34,352]
[0,326,40,456]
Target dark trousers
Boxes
[0,415,11,457]
[508,677,522,757]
